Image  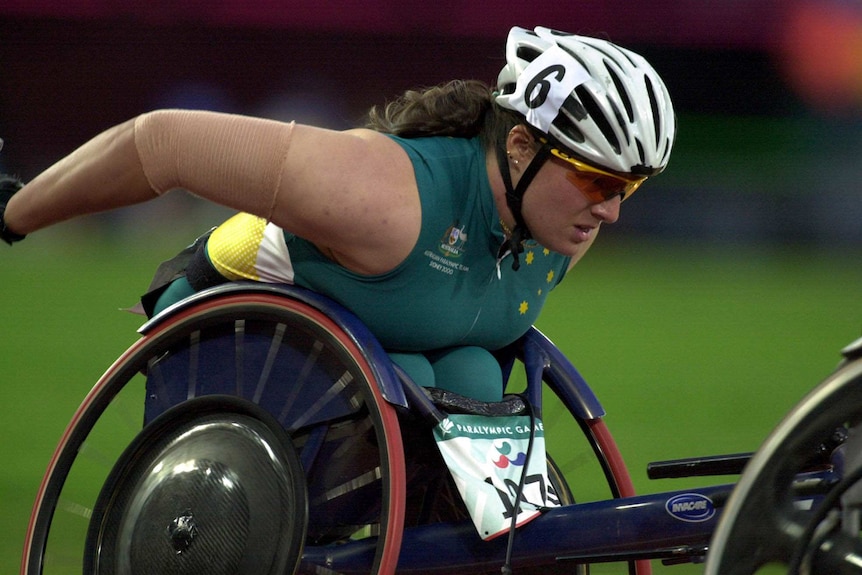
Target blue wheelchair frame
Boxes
[21,282,845,575]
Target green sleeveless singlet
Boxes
[282,135,571,352]
[160,135,571,399]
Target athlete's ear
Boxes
[506,124,538,164]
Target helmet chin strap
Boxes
[495,140,552,271]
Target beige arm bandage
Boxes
[134,110,295,221]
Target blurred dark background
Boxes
[1,0,860,247]
[1,7,860,573]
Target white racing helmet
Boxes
[496,26,676,177]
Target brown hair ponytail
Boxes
[365,79,524,149]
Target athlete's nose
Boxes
[591,195,621,224]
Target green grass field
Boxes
[2,230,860,574]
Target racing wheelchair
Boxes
[19,281,862,574]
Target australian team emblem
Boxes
[440,223,467,257]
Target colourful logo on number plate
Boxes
[665,493,715,523]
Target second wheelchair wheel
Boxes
[21,288,407,575]
[705,353,862,575]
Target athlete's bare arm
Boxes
[4,110,421,274]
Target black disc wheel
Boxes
[22,287,407,575]
[85,395,306,574]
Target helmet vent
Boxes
[557,44,592,73]
[544,28,571,38]
[553,112,586,144]
[661,136,672,164]
[645,75,662,147]
[605,61,635,123]
[588,42,637,69]
[607,96,630,146]
[516,46,542,64]
[561,93,587,121]
[636,138,646,164]
[576,85,621,155]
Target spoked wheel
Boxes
[704,354,862,575]
[22,288,407,575]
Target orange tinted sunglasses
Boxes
[549,147,647,203]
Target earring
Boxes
[507,151,519,166]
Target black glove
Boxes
[0,174,26,245]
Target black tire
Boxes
[705,355,862,574]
